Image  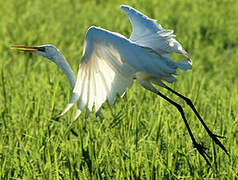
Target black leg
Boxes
[164,85,229,156]
[142,84,211,165]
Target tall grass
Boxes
[0,0,238,179]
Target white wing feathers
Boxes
[120,5,189,59]
[60,26,191,119]
[61,27,135,119]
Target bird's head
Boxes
[11,44,62,63]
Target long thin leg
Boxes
[142,84,211,165]
[164,85,229,156]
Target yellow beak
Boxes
[11,45,39,52]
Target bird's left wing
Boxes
[120,5,189,59]
[60,27,136,119]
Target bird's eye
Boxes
[38,47,45,52]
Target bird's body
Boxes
[12,5,228,165]
[68,26,191,118]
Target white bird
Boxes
[12,5,228,165]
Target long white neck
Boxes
[52,54,76,88]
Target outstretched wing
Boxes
[120,5,189,59]
[60,26,136,119]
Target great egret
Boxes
[12,5,228,165]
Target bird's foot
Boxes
[193,141,211,166]
[208,132,229,156]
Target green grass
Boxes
[0,0,238,179]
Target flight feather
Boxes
[120,5,190,59]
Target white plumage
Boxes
[120,5,189,59]
[61,26,191,119]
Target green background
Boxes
[0,0,237,179]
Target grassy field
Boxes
[0,0,238,179]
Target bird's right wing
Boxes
[60,27,136,119]
[120,5,189,59]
